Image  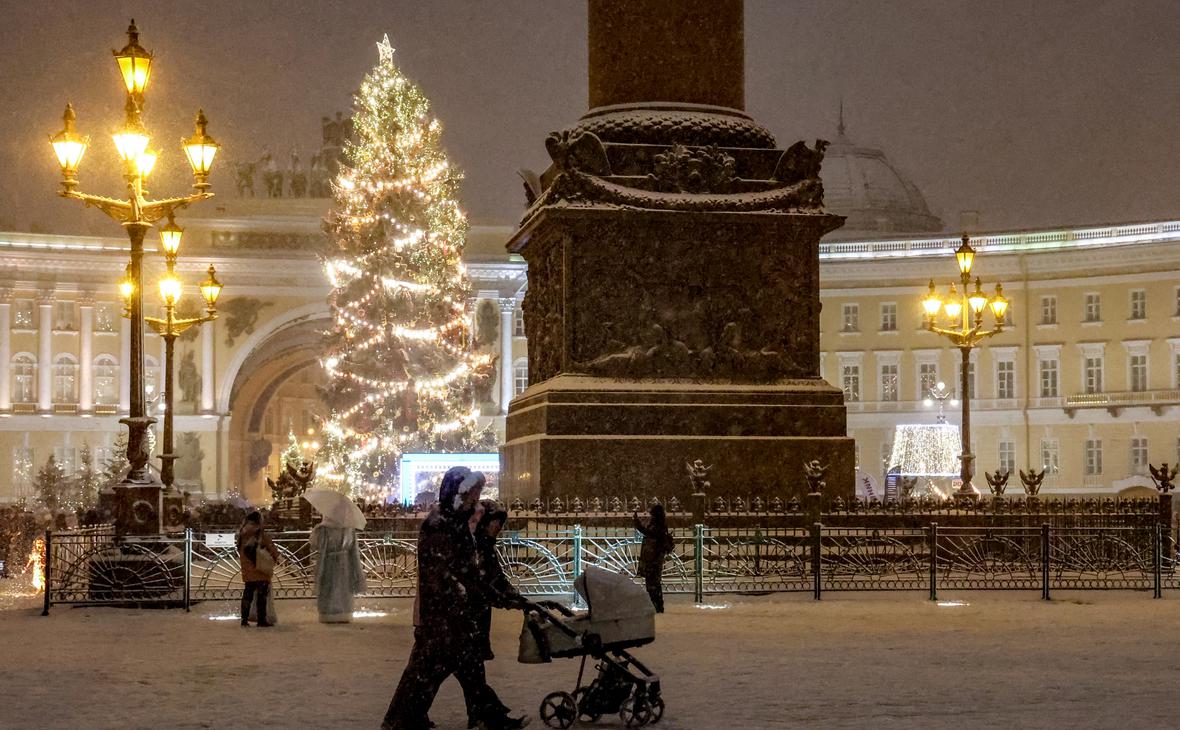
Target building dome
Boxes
[821,116,943,239]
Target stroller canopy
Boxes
[575,566,654,622]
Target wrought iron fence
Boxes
[42,521,1175,613]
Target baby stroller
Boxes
[519,566,663,728]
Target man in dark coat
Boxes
[382,468,529,730]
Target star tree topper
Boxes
[377,34,395,64]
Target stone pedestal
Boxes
[502,202,855,502]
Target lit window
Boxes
[12,447,35,499]
[54,301,76,331]
[1084,356,1104,394]
[1129,354,1148,392]
[513,359,528,395]
[1040,296,1057,325]
[53,446,78,477]
[1084,439,1103,476]
[513,306,525,337]
[996,360,1015,399]
[841,303,859,333]
[1038,359,1058,398]
[842,364,861,402]
[94,355,118,405]
[879,363,898,402]
[12,354,36,403]
[1129,290,1146,320]
[879,303,897,332]
[1040,439,1060,475]
[918,362,938,399]
[95,303,116,333]
[13,300,34,329]
[53,354,78,403]
[998,441,1016,475]
[1084,293,1101,323]
[1130,437,1149,476]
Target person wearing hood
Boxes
[311,513,366,623]
[236,511,280,627]
[382,467,529,730]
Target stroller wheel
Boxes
[573,687,601,723]
[648,697,665,724]
[619,695,652,728]
[540,691,577,729]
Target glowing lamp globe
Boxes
[159,274,182,307]
[942,285,962,321]
[135,149,158,179]
[990,283,1010,321]
[113,119,150,164]
[50,104,89,187]
[113,20,153,96]
[118,266,135,303]
[159,217,183,256]
[921,279,942,319]
[183,109,220,189]
[967,278,988,314]
[955,236,976,276]
[199,264,223,310]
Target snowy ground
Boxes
[1,578,1177,729]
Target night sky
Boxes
[2,0,1178,236]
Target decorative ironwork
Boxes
[42,517,1180,611]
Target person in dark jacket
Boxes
[633,504,674,613]
[382,468,529,730]
[461,502,525,728]
[236,511,280,627]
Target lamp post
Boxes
[127,215,222,489]
[920,235,1010,497]
[50,20,220,532]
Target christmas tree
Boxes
[100,432,130,490]
[320,35,493,500]
[75,443,101,509]
[34,455,67,512]
[281,430,304,469]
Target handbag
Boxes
[255,543,276,577]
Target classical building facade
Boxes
[2,162,1178,503]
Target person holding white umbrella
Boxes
[305,489,367,623]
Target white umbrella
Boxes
[302,489,367,530]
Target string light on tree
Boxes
[318,34,493,501]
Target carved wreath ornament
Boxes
[649,144,737,194]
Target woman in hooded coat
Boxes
[236,511,280,626]
[311,514,366,623]
[633,504,674,613]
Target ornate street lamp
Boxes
[49,20,220,533]
[920,234,1010,497]
[144,215,222,490]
